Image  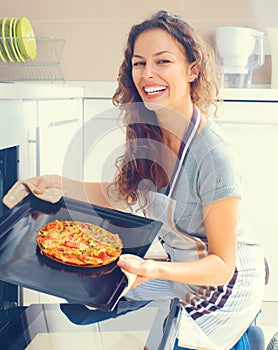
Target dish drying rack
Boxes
[0,37,66,82]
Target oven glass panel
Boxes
[0,146,18,217]
[0,146,18,304]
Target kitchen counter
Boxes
[1,81,278,102]
[0,82,83,100]
[71,81,278,101]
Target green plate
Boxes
[9,17,22,62]
[0,18,9,62]
[12,18,27,62]
[2,17,16,62]
[16,17,37,60]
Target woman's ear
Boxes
[189,61,200,82]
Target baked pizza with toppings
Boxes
[36,220,123,267]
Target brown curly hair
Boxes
[109,10,221,208]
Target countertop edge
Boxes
[1,81,278,101]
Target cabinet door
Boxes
[83,98,125,182]
[38,99,83,180]
[217,119,278,302]
[0,100,23,150]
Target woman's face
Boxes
[131,28,197,115]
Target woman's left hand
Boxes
[117,254,157,289]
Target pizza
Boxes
[36,220,123,267]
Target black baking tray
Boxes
[0,194,162,311]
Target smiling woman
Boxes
[110,10,266,350]
[24,10,267,350]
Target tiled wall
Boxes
[2,0,278,83]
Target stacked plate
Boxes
[0,16,37,62]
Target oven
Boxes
[0,146,19,306]
[0,146,18,217]
[0,99,23,309]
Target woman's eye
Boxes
[157,59,171,64]
[133,61,145,67]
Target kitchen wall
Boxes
[2,0,278,83]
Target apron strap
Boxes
[166,105,201,198]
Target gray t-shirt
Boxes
[170,119,251,243]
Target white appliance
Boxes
[214,26,265,88]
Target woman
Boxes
[31,11,266,350]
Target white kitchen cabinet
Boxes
[216,97,278,303]
[83,97,125,182]
[0,100,23,151]
[38,99,83,180]
[22,98,83,180]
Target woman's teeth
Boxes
[144,86,166,94]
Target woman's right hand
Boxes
[29,175,62,195]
